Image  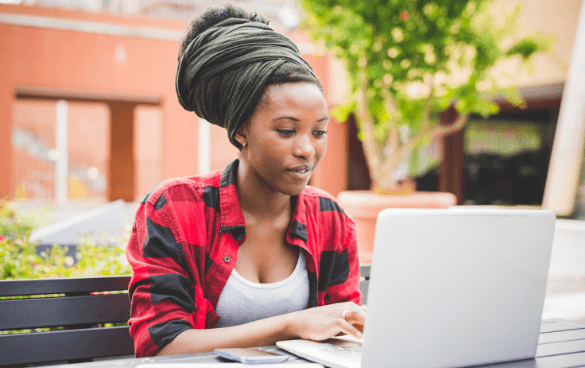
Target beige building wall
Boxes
[495,0,582,88]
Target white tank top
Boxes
[214,252,310,328]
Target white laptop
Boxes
[277,208,556,368]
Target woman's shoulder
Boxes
[300,186,348,217]
[140,169,223,208]
[301,185,337,200]
[299,187,356,252]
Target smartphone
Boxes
[213,348,289,364]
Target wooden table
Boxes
[46,319,585,368]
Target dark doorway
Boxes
[462,108,558,206]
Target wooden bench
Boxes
[0,276,134,366]
[0,266,372,366]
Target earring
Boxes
[242,141,247,147]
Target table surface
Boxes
[49,319,585,368]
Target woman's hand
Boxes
[156,303,366,356]
[287,302,367,341]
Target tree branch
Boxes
[356,66,381,180]
[433,113,467,138]
[419,76,435,134]
[404,113,467,156]
[377,113,467,188]
[378,59,400,163]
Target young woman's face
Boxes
[238,82,328,196]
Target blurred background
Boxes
[1,0,584,215]
[0,0,584,322]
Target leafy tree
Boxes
[301,0,547,191]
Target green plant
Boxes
[0,233,132,280]
[0,202,131,336]
[0,233,131,280]
[0,201,131,280]
[0,200,48,240]
[74,233,132,277]
[301,0,548,191]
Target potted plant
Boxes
[301,0,547,262]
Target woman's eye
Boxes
[277,129,295,136]
[314,130,327,137]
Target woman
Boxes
[126,5,366,358]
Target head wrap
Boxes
[176,18,321,148]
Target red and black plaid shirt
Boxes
[126,159,361,357]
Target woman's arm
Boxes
[156,302,366,356]
[127,184,209,357]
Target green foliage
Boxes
[0,237,40,280]
[0,202,131,336]
[506,38,541,59]
[74,234,132,277]
[0,201,47,240]
[301,0,548,178]
[0,201,131,280]
[0,234,131,280]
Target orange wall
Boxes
[68,102,110,189]
[13,100,58,148]
[12,100,58,200]
[1,90,14,199]
[0,4,196,199]
[0,4,348,201]
[135,106,164,200]
[12,100,111,200]
[310,116,348,198]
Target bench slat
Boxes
[0,293,130,330]
[0,276,131,296]
[0,326,134,366]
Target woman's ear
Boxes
[234,121,249,148]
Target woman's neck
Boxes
[236,159,291,219]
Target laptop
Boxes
[277,208,556,368]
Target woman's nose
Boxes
[293,134,315,159]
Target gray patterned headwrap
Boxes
[175,18,319,148]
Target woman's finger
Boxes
[343,306,367,326]
[336,318,363,338]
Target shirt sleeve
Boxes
[126,194,197,357]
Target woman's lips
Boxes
[286,165,312,179]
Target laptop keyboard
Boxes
[313,339,362,362]
[277,336,364,368]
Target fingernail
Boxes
[356,331,363,338]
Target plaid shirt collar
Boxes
[218,159,309,246]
